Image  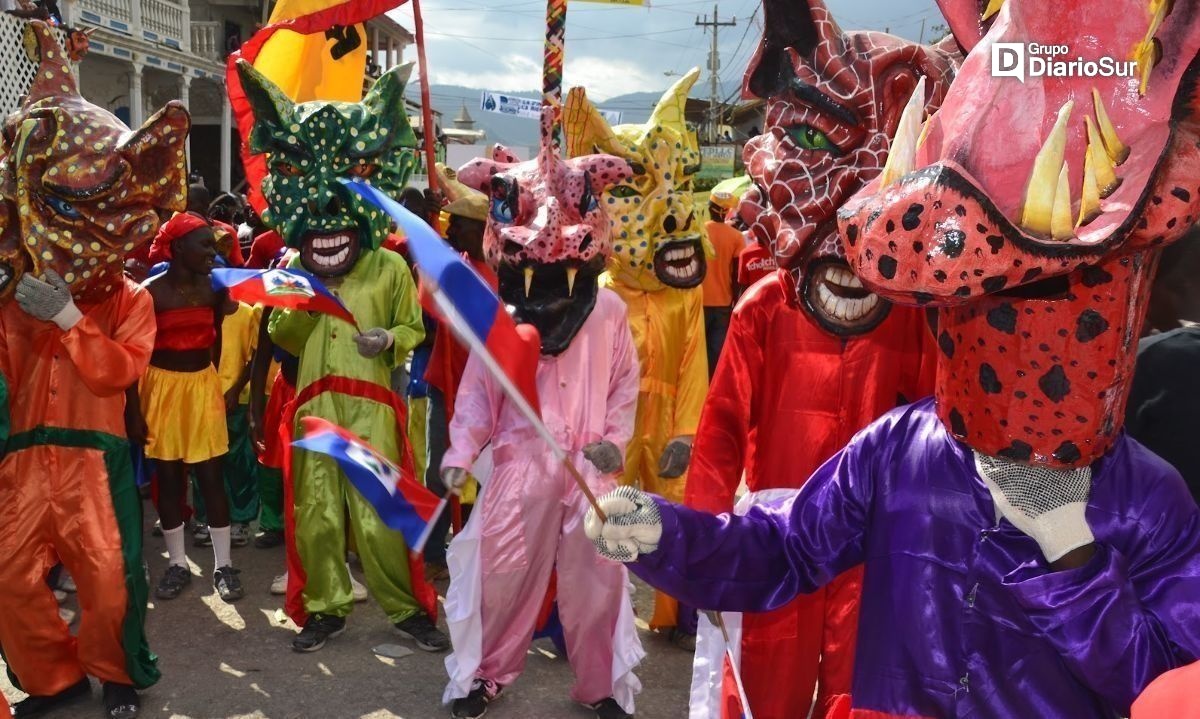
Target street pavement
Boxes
[1,510,694,719]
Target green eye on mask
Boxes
[610,185,640,199]
[788,125,841,155]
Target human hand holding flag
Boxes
[211,267,359,329]
[292,416,443,553]
[342,178,607,521]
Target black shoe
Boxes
[394,613,450,652]
[12,677,90,717]
[154,565,192,600]
[254,528,285,549]
[669,627,696,652]
[213,566,244,602]
[292,613,346,652]
[450,679,503,719]
[102,682,140,719]
[585,698,633,719]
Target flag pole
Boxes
[425,280,607,521]
[413,496,448,554]
[707,611,755,719]
[411,0,441,217]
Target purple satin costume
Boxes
[632,399,1200,718]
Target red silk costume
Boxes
[685,271,935,718]
[682,0,957,716]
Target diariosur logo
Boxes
[991,43,1137,82]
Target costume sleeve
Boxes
[1003,470,1200,714]
[442,352,499,471]
[671,288,709,437]
[603,304,640,455]
[684,301,761,514]
[387,257,424,365]
[268,307,320,357]
[630,423,878,612]
[60,287,155,397]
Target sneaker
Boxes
[12,677,90,717]
[349,572,368,603]
[585,698,632,719]
[193,524,212,547]
[270,572,288,595]
[394,614,450,652]
[254,528,285,549]
[669,628,696,652]
[154,565,192,600]
[152,518,163,537]
[231,523,251,547]
[102,682,140,719]
[292,613,345,652]
[450,679,503,719]
[213,566,244,602]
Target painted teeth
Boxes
[879,76,926,190]
[312,234,351,251]
[981,0,1006,20]
[664,247,693,262]
[1019,100,1074,240]
[664,259,700,280]
[566,267,577,296]
[822,266,863,290]
[1091,88,1129,166]
[524,266,534,298]
[1132,0,1169,95]
[816,281,879,321]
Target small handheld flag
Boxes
[342,179,608,521]
[211,267,358,329]
[292,416,440,549]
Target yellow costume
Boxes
[567,69,709,629]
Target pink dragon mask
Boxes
[837,0,1200,466]
[458,108,632,355]
[737,0,959,336]
[0,21,189,304]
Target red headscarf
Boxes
[149,212,211,265]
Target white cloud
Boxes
[563,56,664,102]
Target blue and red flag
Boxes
[343,179,541,416]
[292,416,439,547]
[211,267,358,328]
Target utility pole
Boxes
[696,4,735,145]
[918,17,927,44]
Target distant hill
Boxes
[409,78,741,149]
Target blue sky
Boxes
[389,0,943,101]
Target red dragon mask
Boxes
[838,0,1200,466]
[738,0,959,336]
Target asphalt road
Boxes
[1,510,694,719]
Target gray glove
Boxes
[583,440,623,474]
[657,437,693,479]
[354,328,394,358]
[441,467,469,496]
[15,270,82,330]
[975,452,1094,562]
[584,486,663,562]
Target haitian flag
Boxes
[211,267,358,328]
[343,179,541,417]
[292,416,439,547]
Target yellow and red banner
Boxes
[227,0,407,212]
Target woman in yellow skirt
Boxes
[128,212,243,603]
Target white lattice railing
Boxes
[0,14,69,117]
[191,21,221,62]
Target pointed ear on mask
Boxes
[236,60,297,155]
[563,87,621,158]
[119,101,191,212]
[362,62,418,148]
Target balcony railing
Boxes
[191,21,221,63]
[70,0,191,53]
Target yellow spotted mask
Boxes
[565,69,706,292]
[0,21,189,303]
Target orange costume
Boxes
[0,280,159,694]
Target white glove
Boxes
[354,328,394,358]
[582,440,623,474]
[441,467,469,495]
[975,453,1094,563]
[584,486,663,562]
[657,436,693,479]
[15,270,82,330]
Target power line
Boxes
[696,3,736,143]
